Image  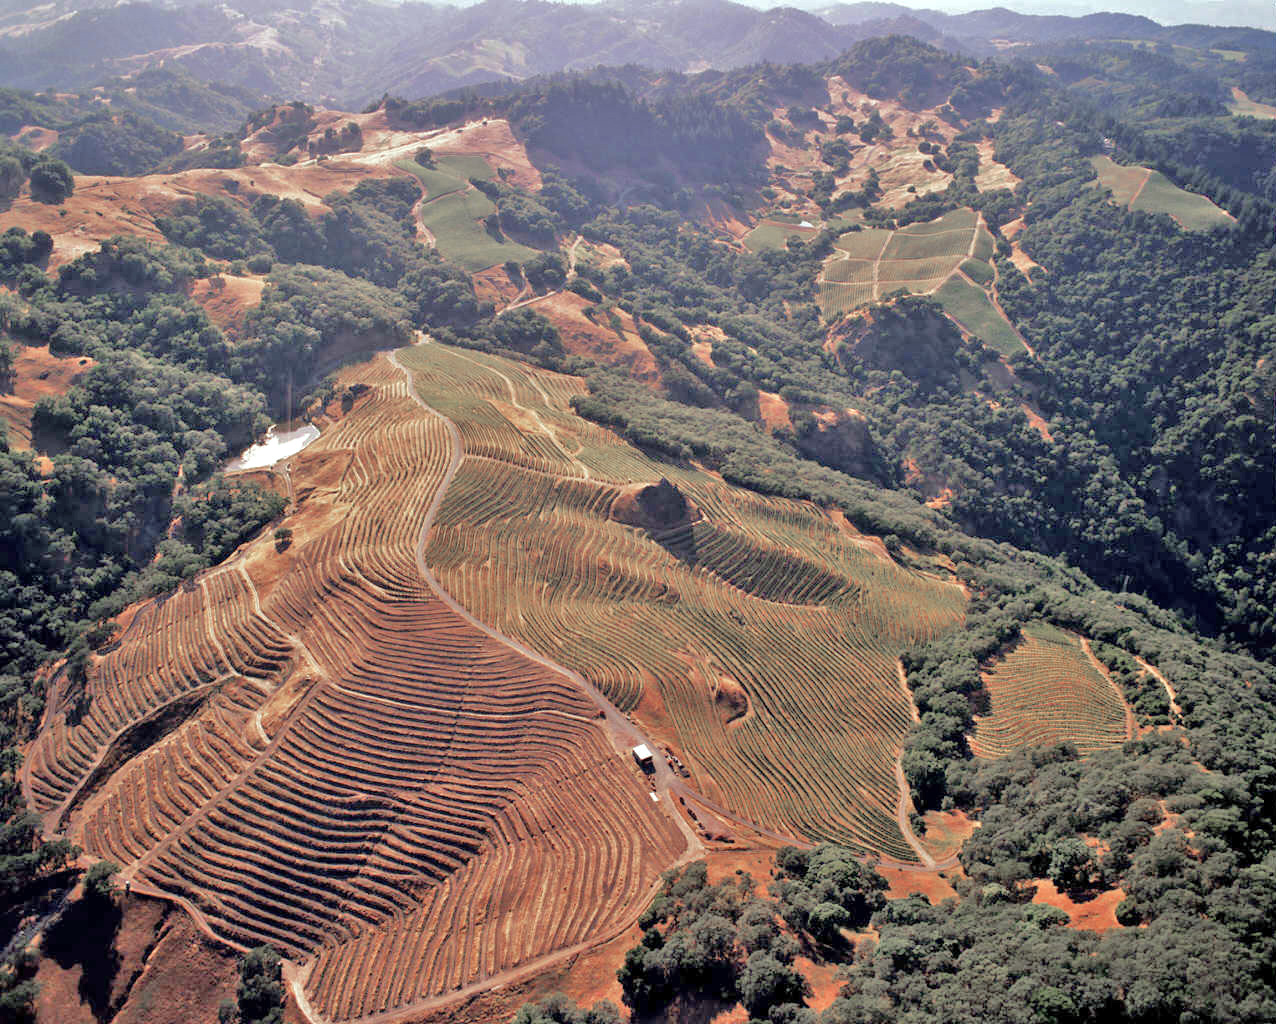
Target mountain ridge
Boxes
[1,0,1271,108]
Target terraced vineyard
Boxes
[26,355,684,1022]
[400,342,967,861]
[969,622,1133,759]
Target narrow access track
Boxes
[1080,636,1137,742]
[1135,655,1182,722]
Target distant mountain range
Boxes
[0,0,1270,108]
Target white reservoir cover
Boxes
[227,424,321,471]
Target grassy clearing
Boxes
[763,211,809,224]
[834,228,892,259]
[882,228,968,261]
[744,219,819,253]
[960,257,994,287]
[824,259,874,284]
[438,154,496,181]
[880,256,963,289]
[1090,155,1148,205]
[934,275,1026,357]
[972,222,995,261]
[818,279,875,314]
[746,211,865,254]
[418,189,538,271]
[1132,171,1235,230]
[826,210,866,232]
[899,207,978,236]
[395,160,465,199]
[394,154,495,199]
[1091,155,1232,231]
[1228,88,1276,119]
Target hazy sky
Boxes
[791,0,1269,27]
[445,0,1273,30]
[888,0,1268,23]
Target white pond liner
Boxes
[226,424,320,472]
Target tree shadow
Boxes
[42,895,123,1020]
[654,521,701,571]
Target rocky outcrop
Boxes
[610,478,694,530]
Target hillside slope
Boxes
[25,350,688,1023]
[1,0,1272,106]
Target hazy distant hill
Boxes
[0,0,1270,108]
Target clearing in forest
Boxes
[1090,155,1234,231]
[743,215,821,253]
[744,210,863,254]
[933,275,1024,357]
[1228,87,1276,119]
[397,153,538,270]
[818,207,985,313]
[969,621,1133,759]
[400,341,968,862]
[818,207,1025,354]
[0,345,95,449]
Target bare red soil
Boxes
[12,125,59,151]
[0,344,95,449]
[472,265,524,306]
[32,892,239,1024]
[903,457,955,508]
[1032,880,1125,933]
[187,274,265,335]
[795,956,843,1013]
[877,865,961,904]
[691,340,716,367]
[756,390,793,432]
[1020,402,1053,441]
[0,162,387,268]
[919,809,977,862]
[523,292,661,384]
[999,219,1042,279]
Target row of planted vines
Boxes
[969,621,1133,759]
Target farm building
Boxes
[632,744,655,772]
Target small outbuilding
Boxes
[632,744,655,773]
